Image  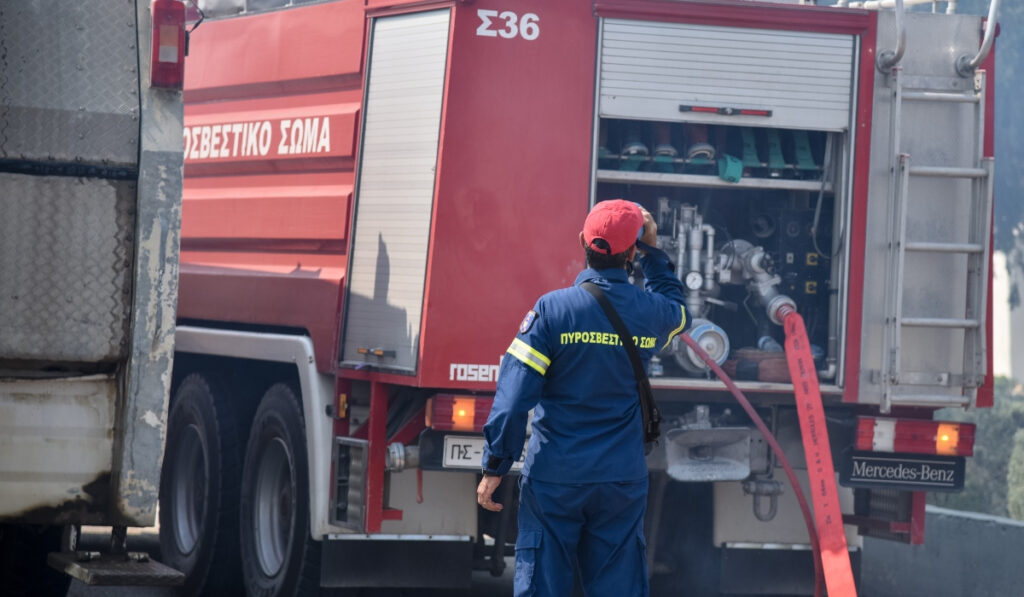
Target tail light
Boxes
[151,0,186,89]
[426,395,493,433]
[856,417,975,457]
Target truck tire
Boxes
[159,373,243,595]
[239,383,320,597]
[0,524,70,597]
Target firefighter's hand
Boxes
[477,475,503,512]
[638,208,658,249]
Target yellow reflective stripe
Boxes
[661,305,688,351]
[507,338,550,375]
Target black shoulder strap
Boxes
[580,281,661,444]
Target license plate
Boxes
[839,451,965,492]
[442,435,523,471]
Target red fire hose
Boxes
[680,306,857,597]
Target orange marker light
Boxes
[935,423,959,456]
[426,395,496,433]
[451,397,475,431]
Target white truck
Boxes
[0,1,186,593]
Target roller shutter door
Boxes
[599,19,855,131]
[341,9,451,372]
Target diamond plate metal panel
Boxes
[0,1,140,166]
[0,173,135,364]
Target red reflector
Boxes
[854,417,876,451]
[151,0,186,90]
[679,105,773,117]
[855,416,974,456]
[427,395,493,433]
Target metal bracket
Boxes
[898,371,960,387]
[743,477,783,522]
[47,551,183,587]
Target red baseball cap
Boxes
[583,199,644,255]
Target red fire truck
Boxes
[166,0,997,594]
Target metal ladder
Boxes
[880,67,994,412]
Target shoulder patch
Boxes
[519,310,538,334]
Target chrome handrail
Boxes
[956,0,1000,76]
[876,0,906,71]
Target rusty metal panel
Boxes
[109,0,184,526]
[0,1,140,167]
[0,173,135,365]
[0,376,117,523]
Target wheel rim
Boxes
[171,423,206,555]
[254,437,293,577]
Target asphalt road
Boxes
[66,529,514,597]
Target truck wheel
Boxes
[240,383,320,597]
[0,524,70,597]
[159,373,242,594]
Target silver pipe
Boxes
[817,360,838,381]
[876,0,906,71]
[676,219,687,280]
[956,0,999,76]
[386,444,420,471]
[850,0,946,8]
[688,221,703,279]
[702,225,715,292]
[685,290,705,320]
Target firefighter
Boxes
[478,199,688,597]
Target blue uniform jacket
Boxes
[482,247,689,483]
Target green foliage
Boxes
[928,377,1024,516]
[1007,429,1024,520]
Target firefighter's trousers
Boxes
[514,475,649,597]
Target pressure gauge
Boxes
[684,271,703,290]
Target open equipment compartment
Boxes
[593,119,851,390]
[590,15,860,392]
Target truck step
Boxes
[47,551,184,586]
